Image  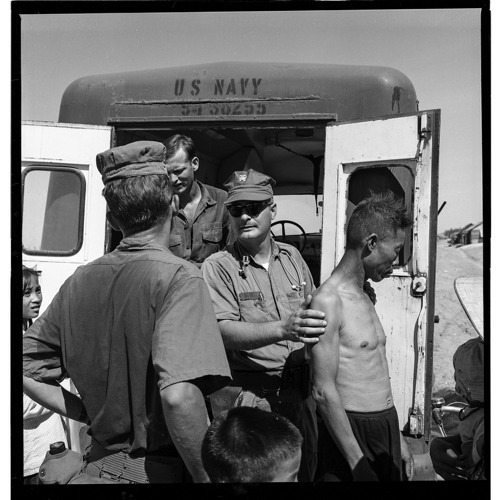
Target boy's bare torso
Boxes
[318,279,393,412]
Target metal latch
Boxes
[412,276,427,296]
[408,408,424,436]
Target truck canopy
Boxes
[59,61,417,126]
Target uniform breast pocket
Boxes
[201,222,223,260]
[168,233,182,249]
[201,222,223,244]
[168,233,185,260]
[239,291,272,323]
[285,288,303,313]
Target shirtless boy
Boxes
[310,191,414,482]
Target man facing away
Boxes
[164,134,229,267]
[23,141,231,484]
[201,169,327,482]
[310,191,414,482]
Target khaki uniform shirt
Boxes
[169,181,229,266]
[201,239,315,374]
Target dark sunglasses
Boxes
[227,201,271,218]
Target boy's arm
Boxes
[310,293,378,481]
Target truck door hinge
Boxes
[412,276,427,296]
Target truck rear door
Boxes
[22,121,112,313]
[321,111,440,440]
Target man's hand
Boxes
[456,441,475,470]
[352,456,379,481]
[282,294,326,344]
[401,436,414,480]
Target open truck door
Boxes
[321,111,440,446]
[22,121,112,313]
[22,121,112,453]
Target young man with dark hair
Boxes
[202,407,303,483]
[23,141,231,484]
[310,191,414,482]
[163,134,229,266]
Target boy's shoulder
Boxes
[312,279,343,311]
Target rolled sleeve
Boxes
[201,257,240,321]
[152,274,231,394]
[23,295,65,383]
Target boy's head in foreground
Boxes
[201,406,303,482]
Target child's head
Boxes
[201,406,303,483]
[453,337,484,405]
[22,265,42,321]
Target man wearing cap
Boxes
[23,141,231,483]
[201,169,327,482]
[164,134,229,267]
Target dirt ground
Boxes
[432,239,483,392]
[430,239,483,436]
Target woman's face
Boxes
[23,275,42,320]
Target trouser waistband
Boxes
[345,406,398,419]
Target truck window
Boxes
[22,166,86,255]
[347,164,414,267]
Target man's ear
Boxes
[270,202,277,220]
[171,194,180,217]
[191,156,199,173]
[366,233,378,252]
[106,211,121,232]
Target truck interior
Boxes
[109,123,414,286]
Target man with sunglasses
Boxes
[201,169,327,482]
[164,134,229,267]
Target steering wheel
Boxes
[271,220,308,253]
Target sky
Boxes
[18,7,485,234]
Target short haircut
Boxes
[201,407,303,483]
[163,134,197,162]
[102,174,174,233]
[346,191,412,249]
[22,265,41,293]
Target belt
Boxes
[231,370,282,394]
[86,440,184,484]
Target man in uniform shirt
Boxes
[164,134,229,266]
[201,169,327,482]
[23,141,231,484]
